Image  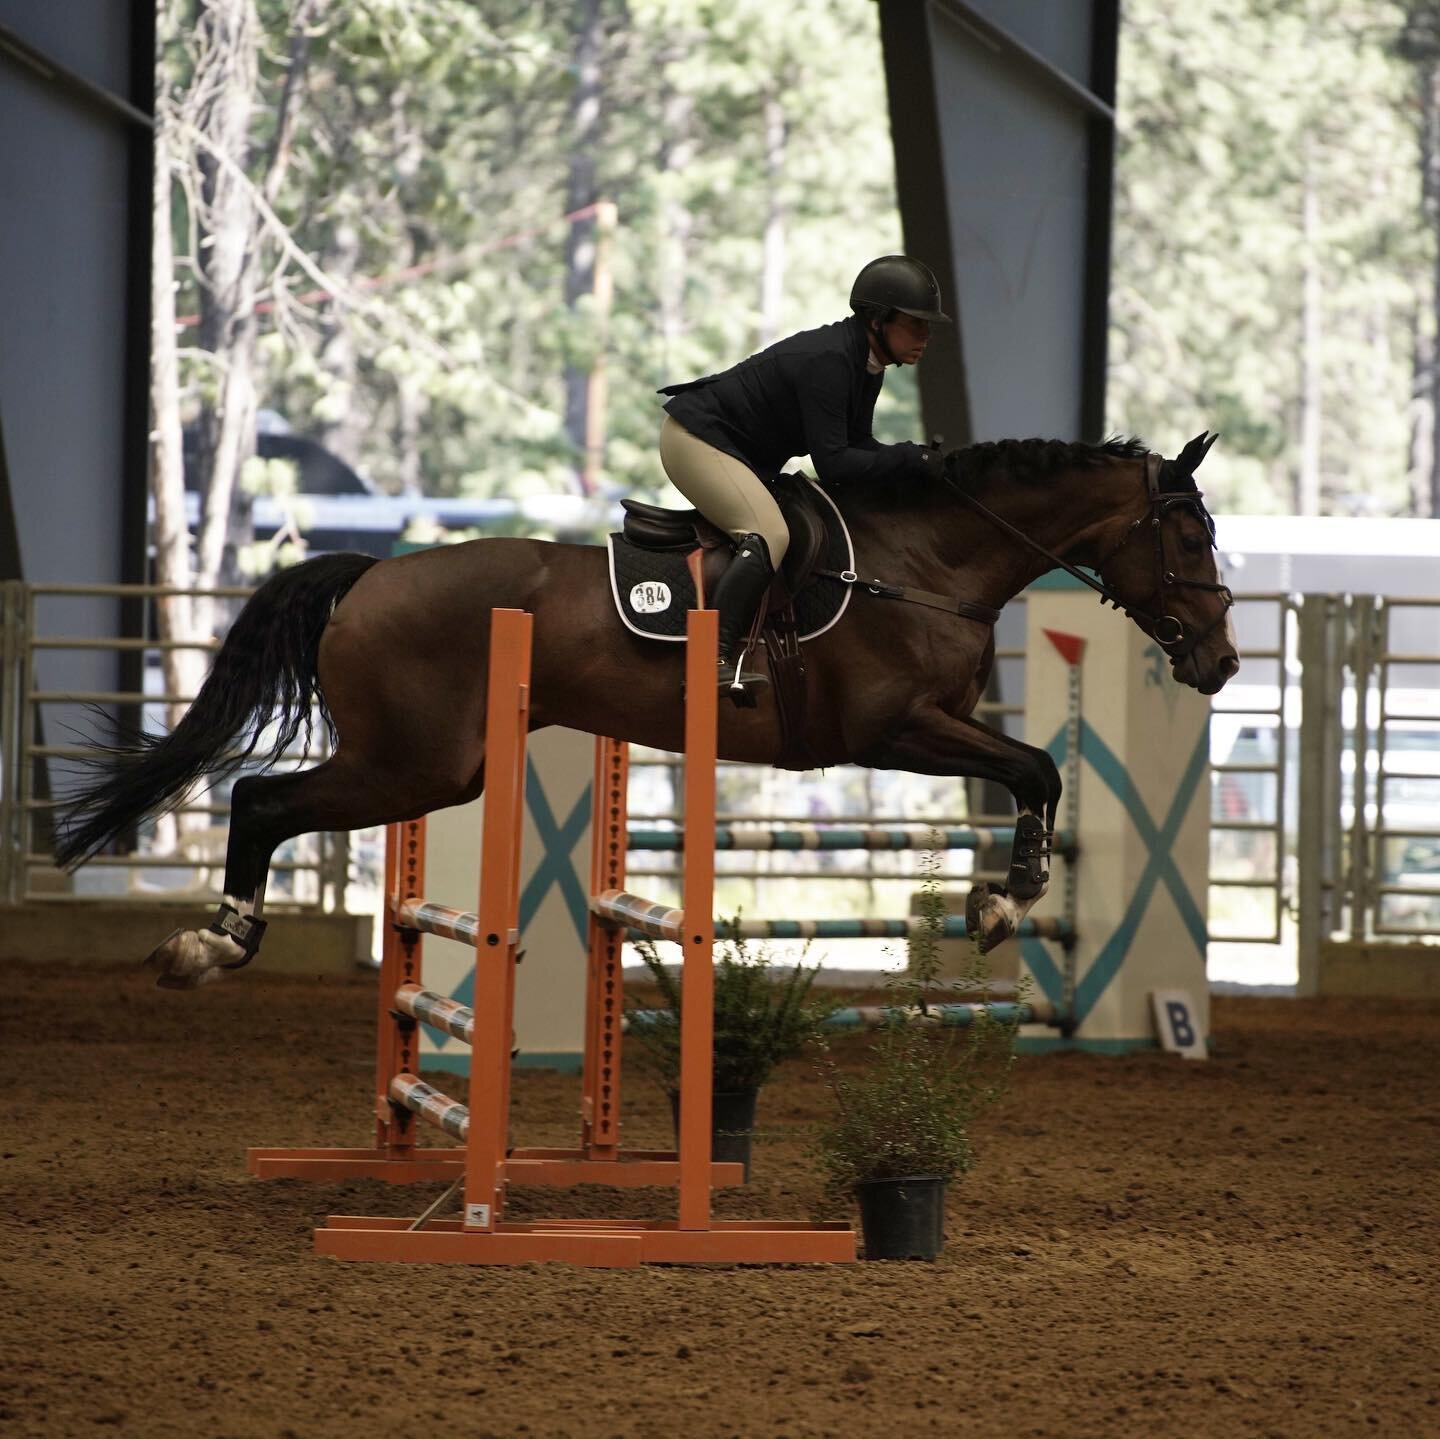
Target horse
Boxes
[55,433,1238,987]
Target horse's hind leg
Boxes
[145,753,481,989]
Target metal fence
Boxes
[1296,593,1440,953]
[0,580,345,908]
[1207,593,1295,946]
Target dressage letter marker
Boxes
[1150,989,1207,1060]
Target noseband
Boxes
[947,452,1234,661]
[1090,455,1234,661]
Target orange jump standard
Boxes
[248,606,855,1266]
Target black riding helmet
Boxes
[849,255,951,324]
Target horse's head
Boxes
[1095,432,1239,695]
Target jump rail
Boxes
[627,824,1078,856]
[626,998,1057,1032]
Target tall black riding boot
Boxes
[711,533,775,704]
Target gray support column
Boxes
[877,0,1119,445]
[876,0,971,446]
[1346,596,1378,943]
[1296,595,1339,995]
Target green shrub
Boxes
[626,924,834,1093]
[812,855,1022,1195]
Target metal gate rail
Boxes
[0,580,345,908]
[1359,597,1440,939]
[1208,593,1294,945]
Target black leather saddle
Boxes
[619,472,832,606]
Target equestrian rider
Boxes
[657,254,950,700]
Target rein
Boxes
[944,452,1233,661]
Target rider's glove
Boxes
[900,442,945,480]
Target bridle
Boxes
[945,452,1234,662]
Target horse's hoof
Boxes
[966,884,1016,954]
[144,927,231,989]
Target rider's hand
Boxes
[902,442,945,480]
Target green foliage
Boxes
[159,0,912,517]
[811,857,1020,1195]
[625,928,834,1093]
[1112,0,1423,516]
[157,0,1440,523]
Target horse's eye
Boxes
[1179,535,1205,557]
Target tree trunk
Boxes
[316,219,365,475]
[152,111,212,856]
[1427,60,1440,516]
[1297,132,1322,516]
[188,0,262,641]
[1410,306,1433,516]
[562,0,605,496]
[757,87,788,350]
[1403,6,1440,517]
[150,115,208,725]
[390,84,426,497]
[657,57,695,366]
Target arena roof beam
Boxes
[0,21,154,131]
[878,0,1120,448]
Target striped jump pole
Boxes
[626,825,1078,856]
[626,998,1057,1034]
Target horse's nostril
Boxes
[1218,655,1240,680]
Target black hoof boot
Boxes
[1006,813,1052,901]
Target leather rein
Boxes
[813,451,1232,660]
[942,452,1234,662]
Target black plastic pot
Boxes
[667,1087,760,1180]
[854,1175,947,1260]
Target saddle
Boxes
[619,472,833,612]
[606,474,856,769]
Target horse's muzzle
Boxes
[1173,648,1239,695]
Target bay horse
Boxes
[55,434,1238,987]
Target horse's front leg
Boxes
[856,707,1062,951]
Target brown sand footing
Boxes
[1,957,1436,1439]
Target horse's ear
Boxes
[1174,430,1218,476]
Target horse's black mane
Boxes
[946,435,1148,490]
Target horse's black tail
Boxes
[53,552,378,870]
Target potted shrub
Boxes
[813,858,1022,1259]
[627,927,832,1178]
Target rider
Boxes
[657,254,951,698]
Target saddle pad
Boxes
[606,476,855,643]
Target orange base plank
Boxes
[316,1215,857,1267]
[246,1146,461,1182]
[505,1147,746,1188]
[316,1218,645,1266]
[247,1145,745,1188]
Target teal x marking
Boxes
[435,760,592,1044]
[1020,720,1209,1024]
